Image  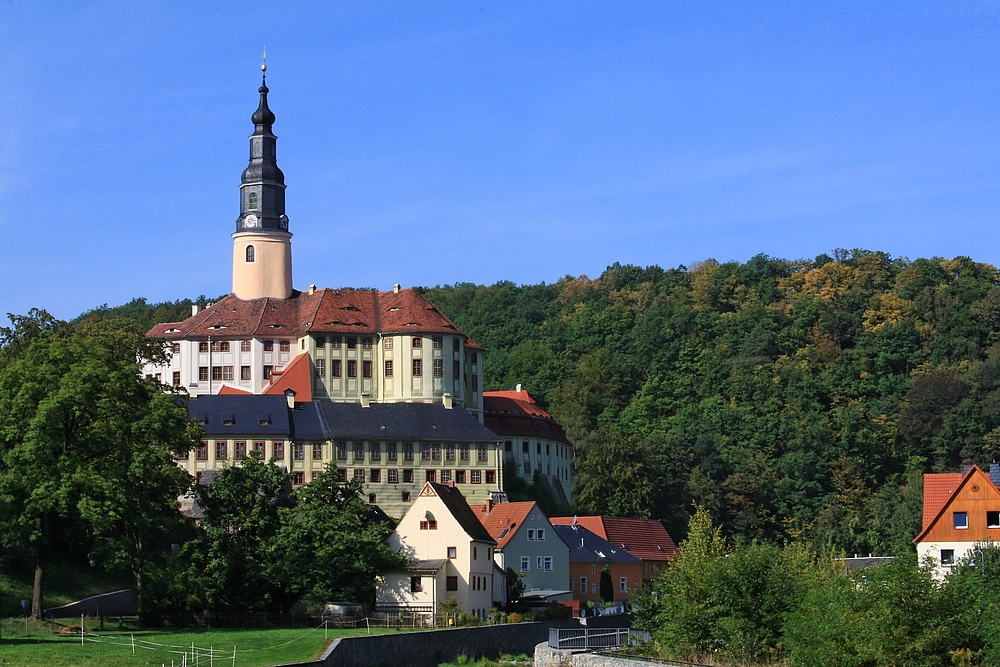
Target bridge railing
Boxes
[548,627,651,650]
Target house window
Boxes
[446,576,458,591]
[527,529,535,541]
[362,337,373,349]
[569,578,574,593]
[354,469,365,481]
[172,371,181,386]
[370,469,380,483]
[293,472,304,485]
[387,443,398,460]
[371,442,381,461]
[347,360,357,377]
[388,469,398,484]
[432,444,441,460]
[433,359,443,377]
[354,443,364,462]
[455,470,466,484]
[312,471,321,481]
[591,584,597,594]
[426,470,436,483]
[279,340,290,352]
[486,471,496,484]
[199,341,209,353]
[336,468,346,481]
[241,366,251,380]
[241,340,251,351]
[412,359,422,376]
[196,442,208,460]
[453,361,460,379]
[170,342,181,354]
[441,470,452,483]
[330,337,341,348]
[520,557,530,572]
[477,445,488,462]
[544,557,553,572]
[471,470,481,484]
[433,336,443,348]
[312,443,323,460]
[215,441,227,459]
[293,443,304,460]
[448,547,457,559]
[385,360,393,377]
[580,577,587,593]
[253,441,265,454]
[989,511,1000,528]
[402,491,411,502]
[410,577,422,593]
[273,441,284,459]
[264,340,274,351]
[412,337,422,348]
[315,359,325,377]
[336,442,347,460]
[211,366,223,381]
[235,441,246,458]
[199,367,209,381]
[246,245,255,263]
[176,450,189,460]
[941,549,955,566]
[460,444,469,461]
[332,360,342,377]
[620,577,628,593]
[537,529,544,540]
[471,353,478,364]
[347,337,357,349]
[362,361,372,378]
[314,335,325,348]
[384,338,393,350]
[419,520,437,530]
[523,462,531,475]
[263,365,273,380]
[537,557,542,569]
[403,469,413,483]
[446,444,455,461]
[421,444,431,460]
[955,512,969,530]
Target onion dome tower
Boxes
[232,60,293,300]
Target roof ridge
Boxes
[374,290,382,333]
[251,298,268,336]
[305,289,325,333]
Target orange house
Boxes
[914,463,1000,579]
[551,515,678,585]
[551,523,643,611]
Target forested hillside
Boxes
[420,250,1000,554]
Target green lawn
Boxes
[0,624,393,667]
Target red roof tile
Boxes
[475,501,538,549]
[262,352,313,402]
[922,472,964,530]
[551,516,677,561]
[483,389,571,446]
[218,385,252,395]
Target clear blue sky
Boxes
[2,2,999,320]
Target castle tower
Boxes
[232,65,293,300]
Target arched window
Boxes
[246,245,255,263]
[248,192,259,210]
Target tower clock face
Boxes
[244,214,259,228]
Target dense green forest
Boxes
[420,250,1000,554]
[78,249,1000,555]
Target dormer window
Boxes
[246,245,255,263]
[248,192,259,210]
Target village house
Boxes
[551,522,643,614]
[550,515,677,585]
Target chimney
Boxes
[360,394,371,408]
[516,383,522,393]
[448,480,455,489]
[188,383,198,399]
[991,462,1000,488]
[283,388,296,410]
[485,498,493,515]
[442,393,453,409]
[309,284,316,295]
[192,304,200,316]
[394,284,401,294]
[963,459,975,475]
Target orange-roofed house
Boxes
[483,385,574,504]
[915,463,1000,579]
[476,500,571,601]
[551,515,678,584]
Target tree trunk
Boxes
[31,560,43,619]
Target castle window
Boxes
[412,337,422,348]
[384,338,393,350]
[362,361,372,378]
[433,359,443,377]
[362,337,373,349]
[433,336,443,348]
[264,340,273,351]
[347,337,357,349]
[248,192,259,210]
[280,340,290,352]
[171,343,181,354]
[412,359,422,376]
[315,359,325,377]
[385,360,393,377]
[241,340,251,351]
[246,245,255,263]
[347,360,357,377]
[332,360,341,376]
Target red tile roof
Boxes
[475,501,537,549]
[551,516,677,561]
[262,352,313,402]
[147,287,472,341]
[483,389,571,446]
[922,472,964,531]
[218,385,252,395]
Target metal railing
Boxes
[549,627,651,650]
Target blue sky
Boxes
[2,2,999,320]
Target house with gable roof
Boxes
[476,500,571,601]
[551,522,643,611]
[551,515,678,585]
[915,462,1000,579]
[377,482,503,619]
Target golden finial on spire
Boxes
[262,47,267,73]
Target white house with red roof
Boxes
[914,462,1000,579]
[483,385,573,503]
[551,515,678,584]
[142,75,484,419]
[475,500,571,601]
[378,482,503,619]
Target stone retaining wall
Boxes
[534,643,658,667]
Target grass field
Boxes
[0,623,395,667]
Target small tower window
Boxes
[248,192,259,210]
[246,245,255,263]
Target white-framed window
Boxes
[954,512,969,529]
[989,511,1000,528]
[544,557,553,572]
[537,528,545,541]
[246,245,255,263]
[527,529,535,541]
[520,557,530,572]
[941,549,956,566]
